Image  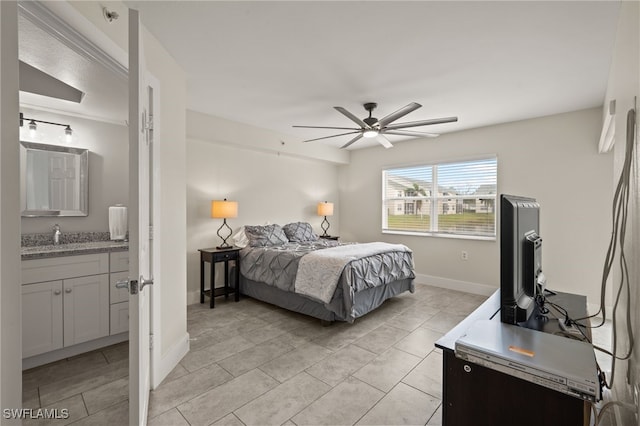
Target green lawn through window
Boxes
[386,213,495,235]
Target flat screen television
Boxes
[500,194,544,324]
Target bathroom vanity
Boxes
[21,240,129,369]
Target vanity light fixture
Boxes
[19,112,73,142]
[28,120,37,138]
[65,125,73,143]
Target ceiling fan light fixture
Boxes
[294,102,458,149]
[363,129,379,138]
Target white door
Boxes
[128,8,153,425]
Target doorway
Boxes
[17,2,154,423]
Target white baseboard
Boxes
[151,332,190,389]
[23,333,128,370]
[187,290,200,305]
[415,273,497,296]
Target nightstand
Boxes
[198,247,240,308]
[319,235,339,241]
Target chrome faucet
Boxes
[53,224,61,245]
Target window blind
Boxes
[382,158,497,238]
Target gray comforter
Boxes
[239,240,415,304]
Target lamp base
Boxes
[216,245,235,250]
[321,216,331,237]
[216,219,233,251]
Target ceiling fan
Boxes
[293,102,458,149]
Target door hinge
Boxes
[149,225,154,240]
[141,111,153,144]
[149,333,154,350]
[142,111,153,131]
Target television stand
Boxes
[435,290,593,426]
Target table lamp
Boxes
[317,201,334,237]
[211,199,238,249]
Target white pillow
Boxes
[232,226,249,248]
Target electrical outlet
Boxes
[461,251,468,261]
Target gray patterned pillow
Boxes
[283,222,318,242]
[244,224,288,247]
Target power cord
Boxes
[572,107,636,389]
[590,400,636,425]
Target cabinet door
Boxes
[110,302,129,335]
[22,281,63,358]
[442,350,586,425]
[63,274,110,346]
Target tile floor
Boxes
[23,283,477,425]
[22,284,614,426]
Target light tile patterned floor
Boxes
[23,283,485,425]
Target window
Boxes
[382,157,497,238]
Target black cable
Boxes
[544,300,590,343]
[573,108,637,390]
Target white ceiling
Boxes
[21,1,621,150]
[18,12,128,125]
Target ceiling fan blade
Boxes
[375,102,421,127]
[385,116,458,130]
[293,125,361,130]
[376,134,394,149]
[384,130,439,138]
[334,106,369,128]
[303,131,361,143]
[341,134,364,149]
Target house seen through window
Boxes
[382,157,497,238]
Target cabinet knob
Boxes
[54,290,61,295]
[463,364,472,373]
[65,288,72,294]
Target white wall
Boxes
[186,114,340,303]
[188,110,349,166]
[339,108,613,305]
[141,25,188,364]
[19,108,128,234]
[65,0,188,381]
[1,0,23,417]
[602,1,640,423]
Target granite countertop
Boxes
[21,240,129,260]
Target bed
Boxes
[237,222,415,323]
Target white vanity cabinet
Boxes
[109,251,130,335]
[21,280,64,357]
[63,274,110,346]
[22,253,110,358]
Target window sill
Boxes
[382,230,496,242]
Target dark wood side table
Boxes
[198,247,240,308]
[435,290,593,426]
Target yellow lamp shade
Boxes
[211,199,238,219]
[317,201,334,216]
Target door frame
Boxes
[10,0,165,416]
[0,0,24,413]
[146,74,163,390]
